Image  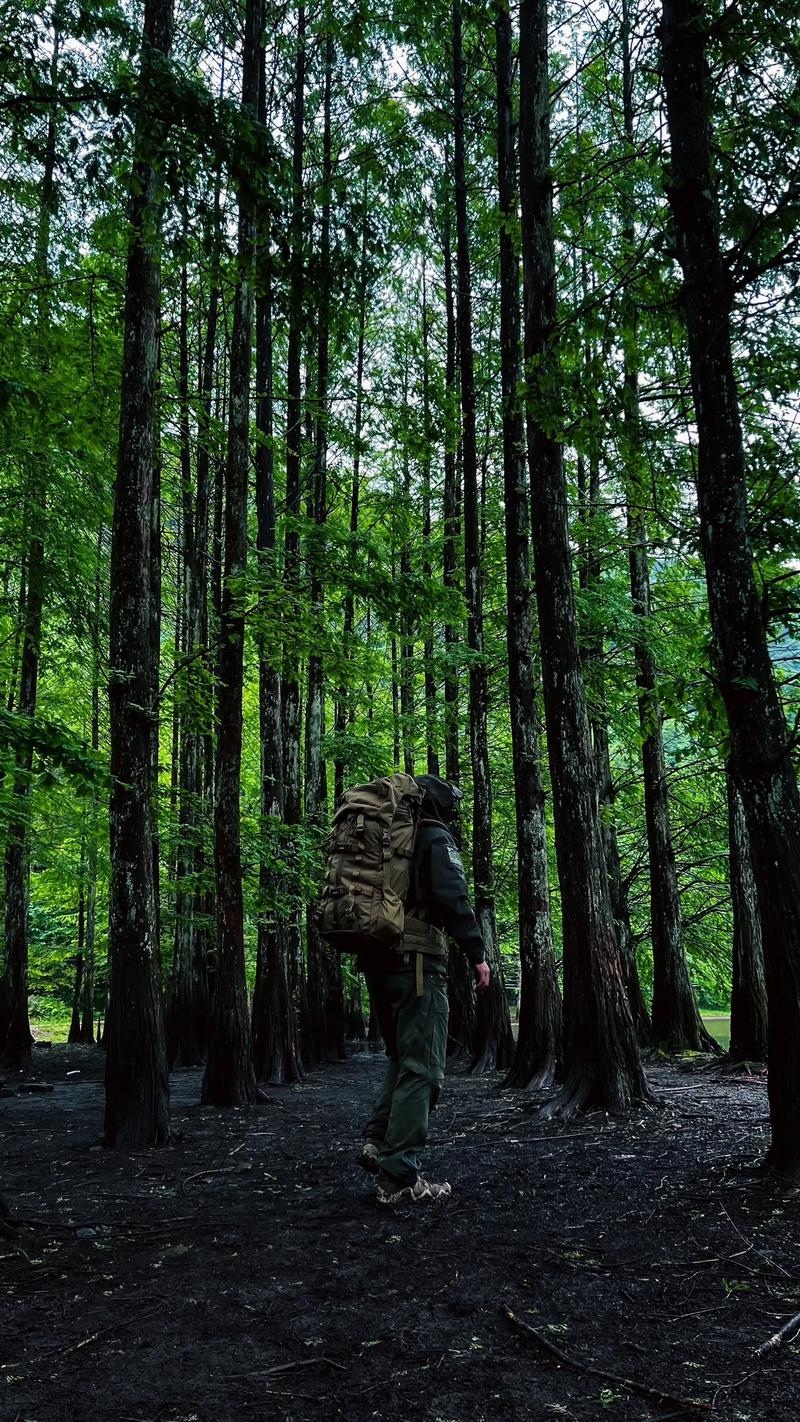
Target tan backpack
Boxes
[316,773,425,953]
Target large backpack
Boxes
[316,773,425,953]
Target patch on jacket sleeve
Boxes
[447,844,465,872]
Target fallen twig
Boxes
[262,1357,346,1377]
[1,1295,171,1373]
[504,1304,711,1412]
[229,1357,346,1379]
[755,1308,800,1357]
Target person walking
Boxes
[357,775,490,1204]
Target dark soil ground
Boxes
[2,1046,798,1422]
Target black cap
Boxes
[415,775,464,827]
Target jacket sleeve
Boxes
[424,829,486,966]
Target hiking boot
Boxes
[357,1141,382,1176]
[376,1172,452,1205]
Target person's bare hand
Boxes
[474,961,490,993]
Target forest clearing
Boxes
[3,1047,799,1422]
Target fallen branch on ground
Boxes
[755,1308,800,1357]
[504,1305,711,1412]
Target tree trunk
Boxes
[519,0,651,1116]
[452,0,513,1074]
[441,163,461,791]
[68,832,87,1043]
[104,0,172,1147]
[420,267,440,778]
[303,25,344,1067]
[200,0,264,1107]
[169,229,205,1069]
[440,164,475,1062]
[494,1,560,1090]
[68,956,84,1045]
[334,187,368,805]
[726,771,768,1064]
[1,27,61,1073]
[281,0,306,1009]
[661,0,800,1172]
[80,533,102,1046]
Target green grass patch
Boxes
[702,1013,730,1050]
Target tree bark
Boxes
[281,0,306,1008]
[519,0,651,1116]
[1,26,61,1072]
[661,0,800,1171]
[200,0,264,1108]
[440,163,475,1061]
[441,161,461,791]
[421,266,440,778]
[334,186,369,805]
[726,771,768,1064]
[169,224,206,1069]
[304,25,344,1067]
[104,0,172,1147]
[251,45,302,1085]
[452,0,513,1074]
[80,531,103,1045]
[494,0,560,1090]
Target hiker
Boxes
[357,774,490,1204]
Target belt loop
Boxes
[415,952,424,997]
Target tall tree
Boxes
[440,170,476,1060]
[305,24,345,1065]
[420,266,441,778]
[494,0,560,1089]
[104,0,173,1147]
[281,0,307,1008]
[334,188,369,805]
[519,0,650,1114]
[251,58,302,1085]
[620,0,713,1054]
[0,24,60,1072]
[200,0,266,1107]
[452,0,513,1073]
[660,0,800,1170]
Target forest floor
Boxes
[1,1047,797,1422]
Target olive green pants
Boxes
[363,960,449,1185]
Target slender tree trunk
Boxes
[81,532,103,1045]
[150,429,163,953]
[727,771,768,1064]
[399,355,416,777]
[252,206,303,1085]
[68,946,84,1046]
[452,0,513,1074]
[68,829,87,1043]
[442,167,461,790]
[201,0,264,1107]
[334,187,368,805]
[442,145,475,1062]
[192,172,223,1062]
[390,626,401,771]
[104,0,173,1147]
[420,268,440,778]
[1,28,61,1072]
[660,0,800,1172]
[169,200,217,1067]
[620,4,710,1050]
[495,0,560,1090]
[519,0,650,1116]
[304,26,344,1066]
[282,0,306,1008]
